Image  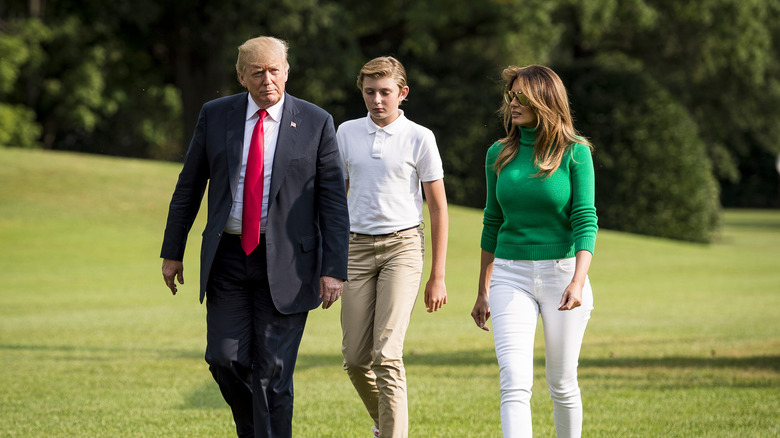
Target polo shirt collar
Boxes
[365,110,408,135]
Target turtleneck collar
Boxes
[518,125,537,147]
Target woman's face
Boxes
[508,79,537,128]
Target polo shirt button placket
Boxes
[372,129,385,158]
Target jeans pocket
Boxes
[554,257,576,273]
[493,257,511,268]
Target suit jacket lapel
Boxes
[270,93,300,203]
[226,93,248,198]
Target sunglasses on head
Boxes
[504,90,530,106]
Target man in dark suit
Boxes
[160,36,349,438]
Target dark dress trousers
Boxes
[161,92,349,438]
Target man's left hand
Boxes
[319,276,344,309]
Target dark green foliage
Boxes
[0,18,45,148]
[3,0,779,241]
[555,0,780,208]
[720,143,780,208]
[559,64,720,242]
[0,14,183,157]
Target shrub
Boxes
[558,64,720,243]
[0,104,41,149]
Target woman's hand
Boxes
[558,282,583,311]
[472,250,495,331]
[471,294,491,331]
[559,250,592,311]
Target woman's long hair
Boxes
[494,65,592,178]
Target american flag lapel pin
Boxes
[290,121,297,128]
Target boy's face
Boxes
[361,76,409,127]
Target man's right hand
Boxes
[162,259,184,295]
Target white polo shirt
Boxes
[336,111,444,235]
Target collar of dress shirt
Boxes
[245,93,285,123]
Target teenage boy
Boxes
[336,56,449,438]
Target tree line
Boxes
[2,0,779,242]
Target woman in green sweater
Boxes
[471,65,597,438]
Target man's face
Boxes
[238,58,288,109]
[361,76,408,127]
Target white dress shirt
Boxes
[224,94,285,234]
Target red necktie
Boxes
[241,109,266,255]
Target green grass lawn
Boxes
[1,148,778,437]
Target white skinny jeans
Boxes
[489,257,593,438]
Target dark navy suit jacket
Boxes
[161,92,349,314]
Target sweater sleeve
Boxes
[481,142,504,253]
[569,143,598,254]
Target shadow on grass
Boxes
[294,349,499,370]
[0,343,229,410]
[5,343,775,373]
[0,342,204,360]
[290,350,780,373]
[578,355,780,390]
[174,352,492,411]
[180,380,228,410]
[580,355,780,371]
[405,352,780,373]
[405,349,498,366]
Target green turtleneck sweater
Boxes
[481,126,598,260]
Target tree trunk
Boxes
[173,47,232,159]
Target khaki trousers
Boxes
[341,227,424,438]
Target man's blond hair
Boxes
[236,36,289,76]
